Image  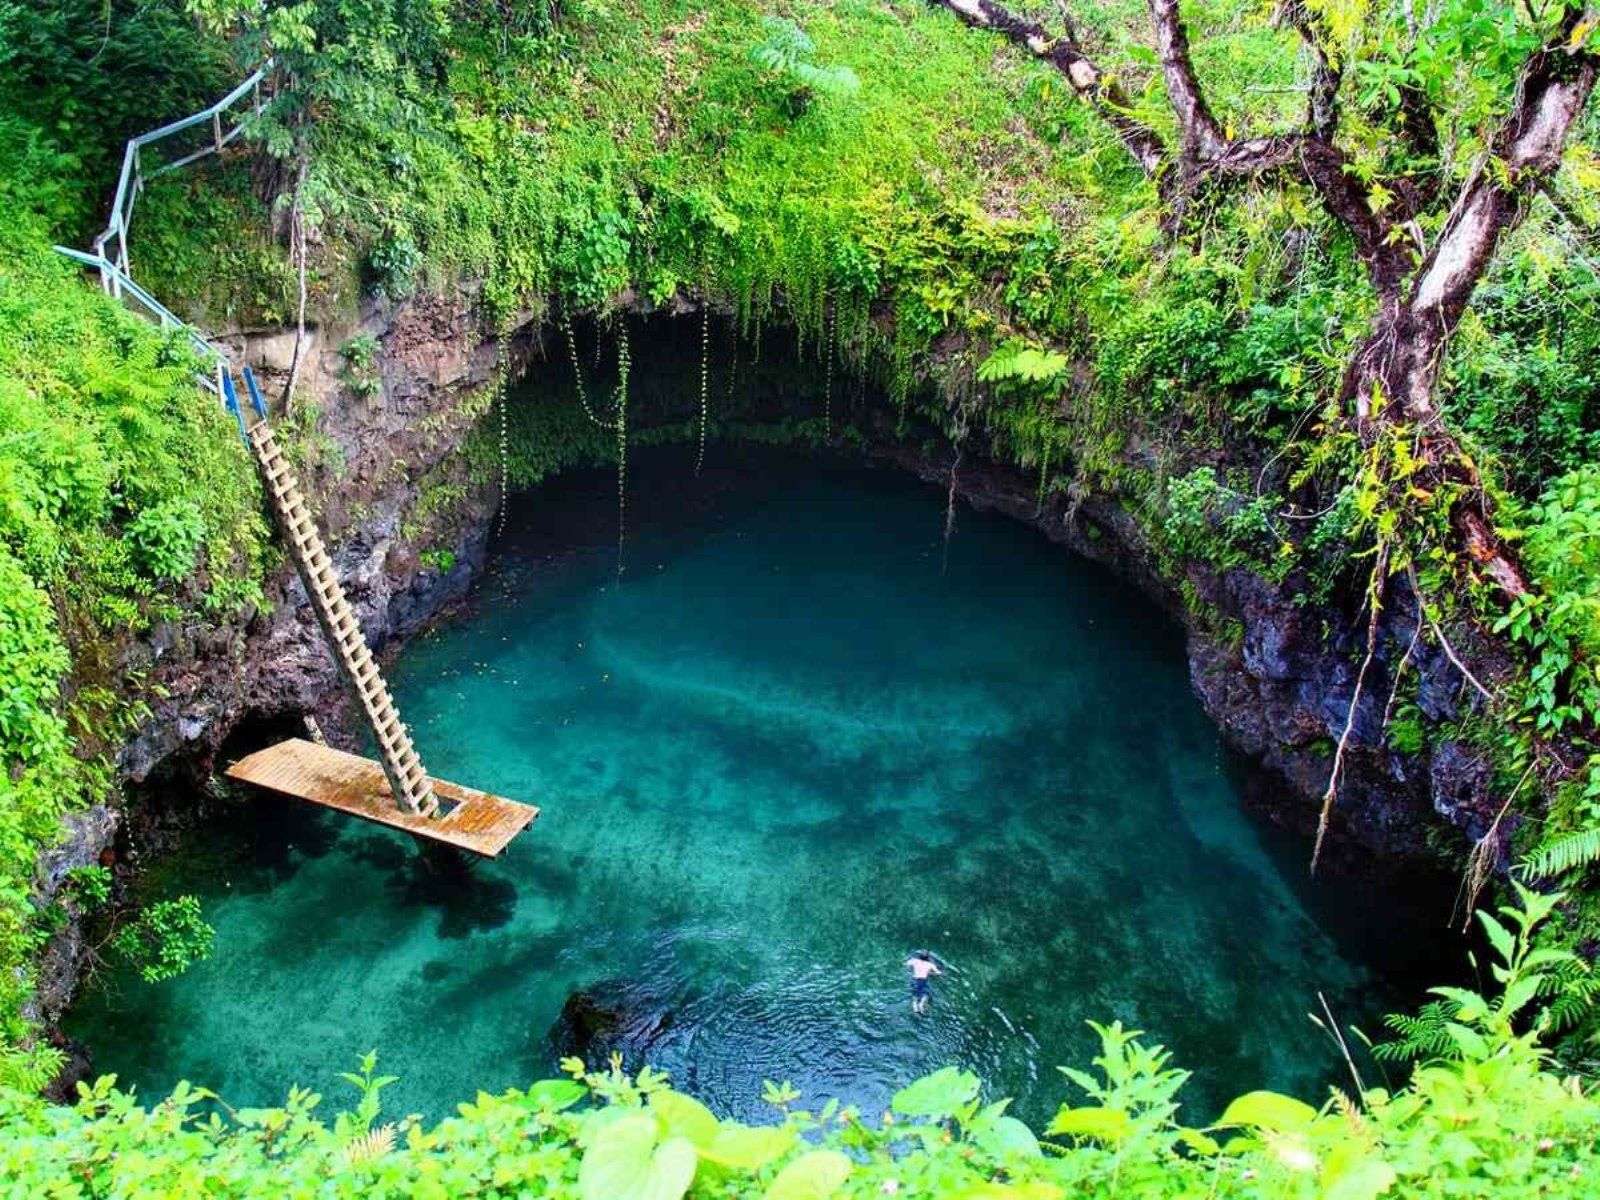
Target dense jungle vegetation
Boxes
[5,0,1600,1193]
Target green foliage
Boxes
[1162,467,1284,577]
[419,548,457,574]
[110,895,214,985]
[340,333,382,398]
[63,864,112,910]
[0,132,268,1082]
[127,499,206,581]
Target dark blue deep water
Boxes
[68,451,1435,1127]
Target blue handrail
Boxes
[242,366,271,422]
[219,371,251,446]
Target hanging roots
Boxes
[1457,759,1538,928]
[562,308,618,430]
[615,326,630,582]
[696,306,710,476]
[942,400,972,576]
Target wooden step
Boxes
[226,740,536,857]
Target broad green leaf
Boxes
[524,1079,587,1112]
[1430,986,1488,1023]
[700,1123,796,1170]
[1322,1143,1397,1200]
[579,1113,698,1200]
[969,1111,1041,1159]
[1045,1106,1131,1141]
[1444,1022,1488,1060]
[650,1090,721,1149]
[763,1149,852,1200]
[1217,1091,1317,1133]
[891,1067,981,1119]
[1498,974,1543,1020]
[1176,1127,1220,1156]
[1476,912,1514,965]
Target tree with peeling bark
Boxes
[932,0,1597,595]
[932,0,1600,865]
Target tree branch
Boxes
[1409,12,1600,338]
[1278,0,1341,141]
[930,0,1167,175]
[1149,0,1226,158]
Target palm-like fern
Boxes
[341,1123,396,1165]
[750,18,860,101]
[1516,827,1600,880]
[1372,1000,1457,1062]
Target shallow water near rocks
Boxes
[69,450,1444,1126]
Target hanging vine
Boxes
[822,293,834,443]
[696,306,710,476]
[561,308,619,430]
[615,325,631,583]
[496,369,510,540]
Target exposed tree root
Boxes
[1312,540,1390,874]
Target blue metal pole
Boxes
[220,371,250,446]
[242,365,270,421]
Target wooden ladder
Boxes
[245,418,438,818]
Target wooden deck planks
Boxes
[225,738,538,857]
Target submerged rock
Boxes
[549,979,676,1065]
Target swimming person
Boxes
[906,950,942,1014]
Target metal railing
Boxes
[52,60,273,396]
[82,62,271,289]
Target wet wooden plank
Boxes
[225,738,538,857]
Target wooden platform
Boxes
[226,738,538,857]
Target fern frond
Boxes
[1373,1001,1457,1062]
[1517,827,1600,880]
[793,62,860,97]
[0,1044,65,1094]
[342,1123,396,1165]
[1546,965,1600,1032]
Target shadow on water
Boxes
[67,436,1464,1128]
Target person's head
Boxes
[915,950,931,961]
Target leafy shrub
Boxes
[110,895,214,985]
[557,209,633,309]
[749,17,860,116]
[367,233,423,301]
[1162,467,1281,574]
[126,499,205,581]
[1495,465,1600,737]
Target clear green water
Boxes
[69,453,1430,1126]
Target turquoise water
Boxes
[68,452,1429,1126]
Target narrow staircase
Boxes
[243,405,438,818]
